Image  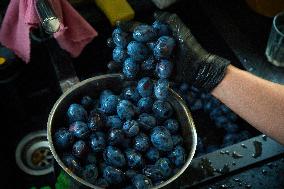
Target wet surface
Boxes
[199,158,215,177]
[178,135,284,188]
[197,158,284,189]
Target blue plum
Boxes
[127,41,149,61]
[69,121,89,139]
[54,128,74,149]
[138,113,156,131]
[90,132,106,152]
[123,58,139,79]
[154,79,169,100]
[172,135,183,146]
[155,59,173,79]
[80,96,93,110]
[164,119,179,134]
[137,77,154,97]
[122,86,141,103]
[153,36,175,59]
[103,165,124,184]
[143,165,164,182]
[87,112,104,131]
[133,133,150,152]
[101,94,119,114]
[99,90,113,104]
[155,158,172,178]
[152,21,170,37]
[132,174,152,189]
[152,100,173,120]
[133,24,156,42]
[137,97,154,113]
[67,103,87,123]
[82,164,98,184]
[168,145,186,167]
[106,115,123,129]
[108,129,125,146]
[103,146,126,168]
[141,56,155,71]
[95,178,109,188]
[113,30,130,48]
[117,100,136,120]
[62,154,82,174]
[125,148,144,168]
[72,140,89,158]
[150,126,173,151]
[123,120,140,137]
[113,46,128,63]
[145,147,160,162]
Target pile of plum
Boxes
[174,83,252,155]
[53,20,188,189]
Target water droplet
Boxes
[239,183,242,186]
[241,143,247,148]
[233,178,241,182]
[220,150,225,154]
[232,151,243,159]
[262,134,267,141]
[252,140,262,158]
[220,184,228,188]
[232,161,236,166]
[262,169,267,175]
[244,58,248,62]
[225,150,230,155]
[245,184,252,188]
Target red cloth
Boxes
[0,0,98,63]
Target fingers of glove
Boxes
[172,47,195,83]
[153,11,172,22]
[116,20,141,32]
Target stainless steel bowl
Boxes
[47,74,197,189]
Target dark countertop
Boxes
[198,0,284,84]
[1,0,283,188]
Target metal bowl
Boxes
[47,74,197,189]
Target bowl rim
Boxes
[47,74,197,189]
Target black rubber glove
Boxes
[155,12,230,92]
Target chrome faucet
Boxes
[35,0,61,34]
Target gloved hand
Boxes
[154,12,230,92]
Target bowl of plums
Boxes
[47,19,197,189]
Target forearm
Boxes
[212,65,284,144]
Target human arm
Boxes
[212,65,284,144]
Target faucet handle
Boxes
[36,0,61,34]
